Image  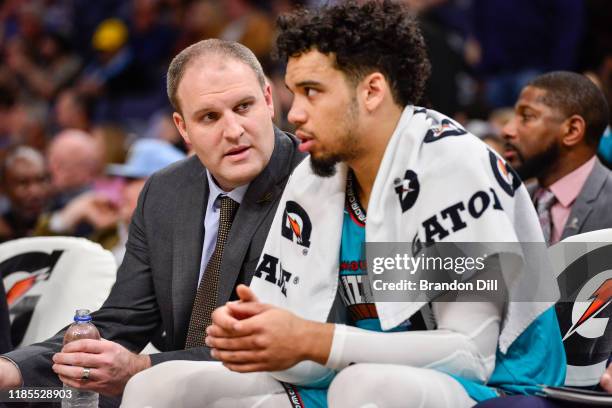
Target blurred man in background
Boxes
[503,71,612,245]
[0,145,50,242]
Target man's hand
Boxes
[601,364,612,393]
[58,192,120,232]
[52,339,151,396]
[0,358,23,389]
[206,285,334,373]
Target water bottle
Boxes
[62,309,101,408]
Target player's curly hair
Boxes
[276,0,431,107]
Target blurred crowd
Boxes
[0,0,611,256]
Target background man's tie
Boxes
[535,188,556,245]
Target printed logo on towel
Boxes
[394,170,420,213]
[424,118,467,143]
[281,201,312,248]
[253,254,293,296]
[489,150,521,197]
[416,188,504,243]
[556,245,612,371]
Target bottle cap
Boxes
[74,309,93,322]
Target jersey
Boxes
[291,172,565,407]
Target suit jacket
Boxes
[0,280,11,354]
[3,128,306,391]
[527,158,612,239]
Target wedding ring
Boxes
[81,367,91,381]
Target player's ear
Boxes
[360,72,386,112]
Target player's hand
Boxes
[208,285,269,338]
[207,288,334,373]
[601,364,612,393]
[207,304,308,372]
[0,358,23,389]
[52,339,150,396]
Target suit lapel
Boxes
[172,157,208,347]
[561,159,607,240]
[216,129,295,306]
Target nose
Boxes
[502,115,518,141]
[287,99,307,127]
[222,112,245,141]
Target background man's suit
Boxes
[2,129,305,392]
[528,158,612,237]
[558,158,612,238]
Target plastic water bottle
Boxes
[62,309,100,408]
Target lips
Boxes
[225,145,250,156]
[296,130,315,153]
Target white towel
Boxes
[250,106,556,353]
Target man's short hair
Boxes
[1,145,45,185]
[528,71,610,147]
[275,0,431,107]
[166,39,267,112]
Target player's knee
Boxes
[122,362,182,407]
[328,364,427,408]
[328,364,388,407]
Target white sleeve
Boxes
[325,300,502,383]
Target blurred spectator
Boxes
[5,31,81,102]
[54,88,94,132]
[144,111,188,153]
[128,0,177,82]
[46,129,102,211]
[172,0,227,54]
[77,18,138,98]
[502,71,611,245]
[219,0,275,67]
[0,82,18,149]
[91,124,129,166]
[41,139,184,263]
[0,145,50,242]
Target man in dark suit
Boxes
[0,39,305,403]
[502,71,612,244]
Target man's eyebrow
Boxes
[285,80,323,91]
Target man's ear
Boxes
[360,72,387,113]
[263,82,275,120]
[561,115,586,147]
[173,111,192,147]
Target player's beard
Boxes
[310,98,361,177]
[515,140,560,181]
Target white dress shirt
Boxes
[198,170,249,285]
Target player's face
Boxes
[173,56,275,191]
[286,50,363,177]
[502,86,563,180]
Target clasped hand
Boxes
[206,284,316,373]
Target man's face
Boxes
[502,86,565,180]
[285,50,363,177]
[48,147,92,191]
[120,178,146,223]
[173,56,275,191]
[4,158,50,219]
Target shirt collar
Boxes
[206,170,249,204]
[548,156,596,208]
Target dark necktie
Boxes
[185,195,239,348]
[535,188,556,245]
